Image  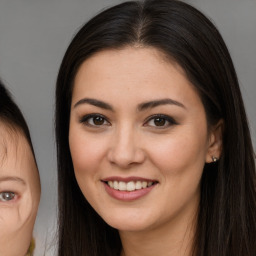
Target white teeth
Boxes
[113,181,118,190]
[108,181,113,188]
[127,181,136,191]
[135,181,142,190]
[107,180,155,191]
[119,181,126,191]
[142,181,147,188]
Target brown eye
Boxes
[154,117,166,126]
[145,114,178,129]
[0,191,16,202]
[93,116,105,125]
[80,114,110,127]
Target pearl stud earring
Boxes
[212,156,218,162]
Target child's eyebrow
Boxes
[0,176,26,185]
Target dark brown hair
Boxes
[0,79,35,155]
[55,0,256,255]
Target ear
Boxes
[205,119,224,163]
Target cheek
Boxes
[69,130,109,205]
[143,131,208,219]
[0,200,34,255]
[146,129,208,176]
[69,129,111,210]
[69,127,109,176]
[0,208,20,236]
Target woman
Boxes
[55,0,256,255]
[0,80,41,256]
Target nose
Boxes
[107,125,145,168]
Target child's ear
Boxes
[205,119,224,163]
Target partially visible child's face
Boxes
[0,123,40,256]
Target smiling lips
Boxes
[102,177,158,201]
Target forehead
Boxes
[0,123,22,160]
[72,47,202,110]
[0,123,36,177]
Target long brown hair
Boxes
[55,1,256,255]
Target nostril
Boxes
[107,146,146,168]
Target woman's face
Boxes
[0,125,40,256]
[69,47,220,232]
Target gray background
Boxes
[0,0,255,255]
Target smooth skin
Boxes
[69,47,222,256]
[0,124,40,256]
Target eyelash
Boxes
[0,191,16,202]
[144,114,178,128]
[79,114,110,127]
[79,113,177,129]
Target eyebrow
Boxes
[73,97,185,112]
[0,176,26,186]
[138,98,186,111]
[74,98,113,111]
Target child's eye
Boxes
[144,114,177,128]
[80,114,110,127]
[0,191,16,202]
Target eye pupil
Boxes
[93,116,104,125]
[0,192,15,201]
[154,118,166,126]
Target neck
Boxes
[119,209,197,256]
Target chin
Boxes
[101,211,155,232]
[108,221,149,232]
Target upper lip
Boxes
[101,176,158,183]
